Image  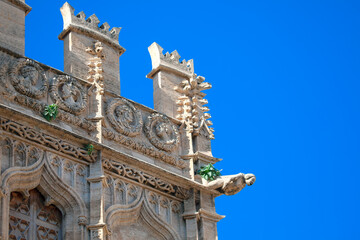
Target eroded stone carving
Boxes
[86,41,105,95]
[9,58,48,99]
[103,128,186,169]
[205,173,256,196]
[103,159,190,199]
[0,117,95,162]
[175,74,214,138]
[50,75,87,115]
[144,113,180,152]
[106,98,143,137]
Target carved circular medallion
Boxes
[106,98,143,137]
[9,58,48,98]
[144,113,179,152]
[50,75,87,115]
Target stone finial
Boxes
[58,2,125,55]
[147,42,194,79]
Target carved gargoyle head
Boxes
[222,173,256,196]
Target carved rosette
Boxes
[106,98,143,137]
[9,58,48,99]
[144,113,180,152]
[50,75,87,115]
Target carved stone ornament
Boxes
[103,158,190,199]
[106,98,143,137]
[144,113,180,152]
[9,58,48,99]
[0,116,95,162]
[205,173,256,196]
[50,75,87,115]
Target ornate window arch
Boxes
[9,189,62,239]
[0,153,87,240]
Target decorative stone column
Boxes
[87,151,106,240]
[197,191,224,240]
[0,0,31,55]
[58,2,125,95]
[0,190,9,240]
[182,189,199,240]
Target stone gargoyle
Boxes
[205,173,256,195]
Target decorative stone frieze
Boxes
[103,158,190,199]
[50,75,87,115]
[144,113,180,152]
[0,117,96,162]
[106,98,143,137]
[102,128,186,169]
[9,58,48,99]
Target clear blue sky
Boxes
[25,1,360,239]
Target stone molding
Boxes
[58,2,125,55]
[0,116,96,162]
[103,158,190,199]
[3,0,32,15]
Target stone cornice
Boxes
[3,0,32,15]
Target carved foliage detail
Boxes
[9,58,48,99]
[0,117,95,162]
[50,75,87,115]
[106,98,143,137]
[144,113,180,152]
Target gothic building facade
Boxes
[0,1,255,239]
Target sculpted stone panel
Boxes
[0,137,43,172]
[103,128,186,169]
[145,190,183,227]
[9,58,48,99]
[0,117,96,162]
[106,98,143,137]
[104,175,142,210]
[49,153,89,200]
[144,113,180,152]
[103,158,190,199]
[50,75,87,115]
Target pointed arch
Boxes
[105,190,181,240]
[1,152,87,239]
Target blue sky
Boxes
[24,1,360,239]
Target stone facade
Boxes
[0,1,255,239]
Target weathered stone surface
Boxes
[0,2,255,240]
